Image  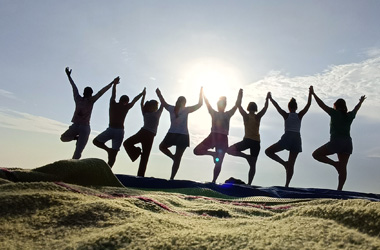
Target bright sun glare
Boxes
[180,59,242,104]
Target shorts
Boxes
[230,138,260,157]
[325,137,353,155]
[277,131,302,153]
[198,132,228,151]
[94,127,124,150]
[161,132,190,148]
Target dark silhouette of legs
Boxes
[266,143,299,187]
[170,146,187,180]
[313,145,350,190]
[212,150,226,183]
[124,134,142,162]
[159,142,174,160]
[285,151,299,188]
[247,156,258,185]
[137,135,154,177]
[265,143,286,166]
[93,138,118,167]
[227,144,258,185]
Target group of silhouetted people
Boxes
[60,67,366,190]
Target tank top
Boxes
[244,113,260,141]
[285,113,301,133]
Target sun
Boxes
[180,59,242,104]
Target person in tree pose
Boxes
[60,67,118,159]
[93,81,144,167]
[193,89,242,183]
[156,87,203,180]
[311,86,366,190]
[227,90,270,185]
[265,87,312,187]
[123,89,164,176]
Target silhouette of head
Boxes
[83,87,93,98]
[288,98,298,112]
[334,98,348,114]
[247,102,258,113]
[175,96,186,118]
[119,95,129,105]
[143,100,159,113]
[217,97,227,112]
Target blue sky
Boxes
[1,0,379,193]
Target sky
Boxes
[1,0,380,193]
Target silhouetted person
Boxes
[93,82,144,167]
[156,87,203,180]
[227,91,270,185]
[123,89,163,176]
[194,89,242,183]
[311,86,366,191]
[265,87,312,187]
[60,67,118,159]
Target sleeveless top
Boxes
[244,113,260,141]
[285,113,301,133]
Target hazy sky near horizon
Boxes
[1,1,380,193]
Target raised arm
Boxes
[128,88,145,109]
[269,94,287,119]
[298,86,313,119]
[156,88,169,109]
[92,77,119,102]
[187,87,204,113]
[110,80,119,102]
[256,92,270,119]
[204,93,215,114]
[227,89,243,115]
[310,86,330,114]
[65,67,79,98]
[140,88,146,113]
[352,95,366,114]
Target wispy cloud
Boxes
[0,108,68,135]
[244,55,380,120]
[0,89,17,100]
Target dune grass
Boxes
[1,181,379,250]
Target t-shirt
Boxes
[71,94,96,125]
[328,108,356,139]
[109,100,131,129]
[209,109,235,135]
[285,113,301,133]
[244,113,260,141]
[142,108,163,135]
[167,105,191,135]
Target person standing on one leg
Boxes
[311,86,366,191]
[156,87,203,180]
[265,87,312,187]
[123,89,164,177]
[227,91,270,185]
[93,81,144,167]
[60,67,118,159]
[194,89,242,183]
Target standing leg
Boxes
[285,151,299,187]
[137,134,154,177]
[247,156,258,185]
[336,153,350,191]
[107,149,118,168]
[212,149,226,183]
[73,125,90,159]
[170,146,187,180]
